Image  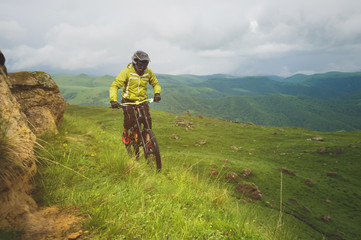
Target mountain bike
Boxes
[120,98,162,171]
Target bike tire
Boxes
[143,129,162,171]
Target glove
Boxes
[154,93,161,102]
[110,101,121,109]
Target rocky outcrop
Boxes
[0,66,67,238]
[0,50,8,76]
[0,70,37,232]
[8,71,66,136]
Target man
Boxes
[109,50,161,145]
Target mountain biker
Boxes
[109,50,161,145]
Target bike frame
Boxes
[120,98,153,154]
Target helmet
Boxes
[132,50,150,62]
[132,50,150,75]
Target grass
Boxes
[0,117,28,184]
[33,105,361,239]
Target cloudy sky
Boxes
[1,0,361,77]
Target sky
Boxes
[1,0,361,77]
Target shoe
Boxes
[146,142,153,153]
[122,133,130,145]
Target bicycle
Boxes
[119,98,162,171]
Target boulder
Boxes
[8,71,66,136]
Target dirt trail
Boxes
[19,206,81,240]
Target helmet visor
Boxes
[134,60,149,70]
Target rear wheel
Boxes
[143,129,161,171]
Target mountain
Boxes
[52,72,361,132]
[283,71,361,94]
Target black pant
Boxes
[121,98,152,130]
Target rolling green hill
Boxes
[30,105,361,239]
[52,72,361,132]
[283,72,361,95]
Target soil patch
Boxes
[20,206,81,240]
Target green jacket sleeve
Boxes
[148,69,161,94]
[109,69,128,102]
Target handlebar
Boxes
[120,98,154,107]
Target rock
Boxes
[196,114,203,119]
[209,169,218,176]
[175,119,193,128]
[312,137,324,141]
[305,178,314,186]
[235,182,263,200]
[8,71,66,136]
[327,172,339,177]
[195,140,207,146]
[171,134,179,140]
[0,50,8,76]
[231,146,239,151]
[68,231,81,239]
[241,168,253,178]
[322,215,331,222]
[281,167,296,176]
[185,110,191,117]
[317,147,327,154]
[225,172,238,180]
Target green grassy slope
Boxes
[152,94,361,132]
[34,105,361,239]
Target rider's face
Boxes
[134,60,148,75]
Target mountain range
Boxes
[52,71,361,132]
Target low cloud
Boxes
[1,0,361,76]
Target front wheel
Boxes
[142,129,161,171]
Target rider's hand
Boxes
[154,93,161,102]
[110,101,121,108]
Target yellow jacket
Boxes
[109,63,161,102]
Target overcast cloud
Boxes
[1,0,361,77]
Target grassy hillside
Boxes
[31,105,361,239]
[283,72,361,95]
[152,94,361,132]
[52,72,361,132]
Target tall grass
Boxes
[33,105,361,239]
[0,117,30,184]
[33,109,265,239]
